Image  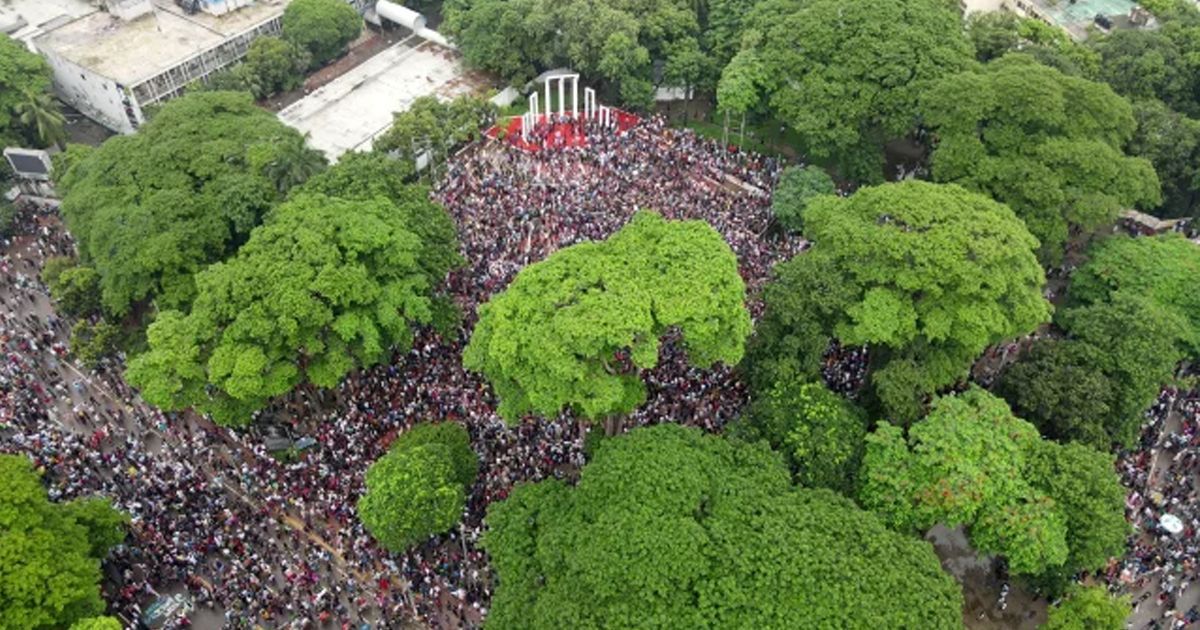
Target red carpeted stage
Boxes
[485,111,640,152]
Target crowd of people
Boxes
[1108,385,1200,629]
[5,110,1194,629]
[2,116,800,628]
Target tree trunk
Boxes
[739,113,747,148]
[603,415,626,437]
[722,110,730,148]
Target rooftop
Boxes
[279,39,485,159]
[1015,0,1142,40]
[34,0,290,86]
[0,0,96,42]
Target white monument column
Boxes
[558,77,565,117]
[545,80,552,123]
[572,76,579,118]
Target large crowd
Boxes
[1108,384,1200,629]
[3,111,1195,629]
[2,116,802,628]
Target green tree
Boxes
[1127,98,1200,219]
[1090,28,1199,117]
[14,90,67,150]
[1069,234,1200,356]
[484,424,963,629]
[464,211,750,426]
[281,0,363,68]
[859,388,1125,577]
[69,320,121,369]
[263,132,327,194]
[1043,585,1130,630]
[56,91,311,322]
[242,37,311,98]
[0,455,128,629]
[965,12,1099,76]
[921,54,1160,265]
[0,34,52,147]
[47,265,102,319]
[966,11,1022,62]
[769,165,834,232]
[744,379,867,494]
[714,47,765,147]
[126,192,462,425]
[748,181,1050,422]
[69,618,123,630]
[358,422,478,552]
[740,0,974,181]
[373,95,497,163]
[0,199,14,239]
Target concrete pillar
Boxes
[572,76,579,118]
[558,77,565,117]
[545,80,551,124]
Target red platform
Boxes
[485,111,640,152]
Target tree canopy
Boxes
[282,0,363,68]
[483,424,963,629]
[0,34,53,147]
[1127,98,1200,220]
[0,455,128,629]
[739,0,974,181]
[742,379,867,494]
[920,54,1161,265]
[859,388,1126,577]
[372,95,497,164]
[358,422,479,552]
[464,211,750,423]
[56,91,318,321]
[1043,585,1130,630]
[748,180,1050,422]
[126,191,461,425]
[769,165,834,233]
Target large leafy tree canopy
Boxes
[281,0,363,68]
[859,388,1126,577]
[1044,585,1130,630]
[965,12,1100,77]
[1069,234,1200,357]
[742,379,867,494]
[358,422,479,552]
[1127,97,1200,220]
[444,0,692,108]
[372,95,498,164]
[484,424,963,629]
[0,455,128,629]
[739,0,974,181]
[748,181,1050,422]
[126,191,462,425]
[920,54,1160,265]
[464,211,750,423]
[769,165,834,233]
[0,34,53,147]
[56,91,319,320]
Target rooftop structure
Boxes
[279,38,482,159]
[1002,0,1151,40]
[0,0,96,46]
[32,0,297,133]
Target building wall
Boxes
[128,13,283,109]
[41,49,143,134]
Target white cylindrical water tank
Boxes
[376,1,427,32]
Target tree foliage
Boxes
[0,455,128,629]
[464,211,750,423]
[208,37,311,99]
[965,12,1100,76]
[0,34,53,147]
[740,0,974,181]
[126,192,462,425]
[859,388,1125,577]
[748,181,1050,422]
[1127,98,1200,219]
[744,379,867,494]
[358,422,478,552]
[1069,234,1200,357]
[443,0,695,109]
[69,320,121,369]
[47,265,102,319]
[68,618,123,630]
[1044,586,1130,630]
[56,91,313,320]
[282,0,363,68]
[1090,24,1200,118]
[769,165,834,233]
[483,424,963,629]
[372,95,497,163]
[921,55,1160,264]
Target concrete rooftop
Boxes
[35,0,290,85]
[279,38,481,160]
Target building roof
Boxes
[1016,0,1141,40]
[0,0,96,43]
[34,0,289,86]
